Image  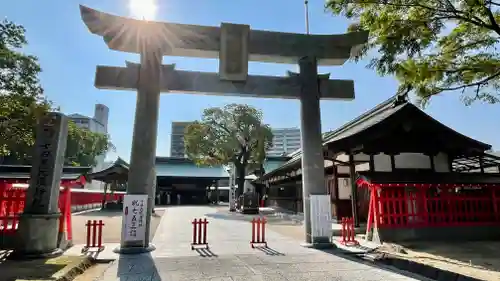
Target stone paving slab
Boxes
[151,206,315,258]
[95,206,427,280]
[97,253,424,281]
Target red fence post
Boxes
[250,217,268,248]
[97,220,104,248]
[82,219,105,253]
[202,218,208,245]
[340,217,346,243]
[340,217,359,246]
[191,218,209,250]
[92,220,97,247]
[66,187,73,240]
[85,220,91,248]
[192,218,197,247]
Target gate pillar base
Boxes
[113,243,156,254]
[9,213,63,260]
[300,236,335,249]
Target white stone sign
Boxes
[310,195,332,239]
[122,194,148,245]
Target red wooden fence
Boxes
[0,188,25,235]
[360,181,500,231]
[0,181,125,238]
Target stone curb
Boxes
[366,254,484,281]
[52,256,94,281]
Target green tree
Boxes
[326,0,500,106]
[65,121,115,167]
[0,20,114,166]
[0,20,52,160]
[184,104,273,196]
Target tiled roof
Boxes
[155,157,228,178]
[0,165,91,180]
[259,94,491,179]
[156,162,229,178]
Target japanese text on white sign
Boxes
[122,194,148,245]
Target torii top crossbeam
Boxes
[79,5,368,66]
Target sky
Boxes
[3,0,499,161]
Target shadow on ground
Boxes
[194,248,218,257]
[117,253,160,280]
[254,246,285,256]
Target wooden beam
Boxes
[94,64,355,100]
[333,166,339,201]
[348,153,359,227]
[369,154,375,172]
[429,154,435,172]
[80,5,369,66]
[390,154,396,171]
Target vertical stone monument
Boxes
[79,5,368,251]
[11,112,69,259]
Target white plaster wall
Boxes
[374,153,392,171]
[336,153,370,162]
[330,152,450,175]
[434,153,450,172]
[355,163,370,172]
[338,165,350,174]
[84,180,105,190]
[394,153,431,169]
[338,178,351,199]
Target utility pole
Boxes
[304,0,310,34]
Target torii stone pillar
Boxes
[79,5,368,251]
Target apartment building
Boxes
[267,128,302,156]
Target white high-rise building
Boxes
[267,128,302,156]
[170,121,193,158]
[68,104,110,190]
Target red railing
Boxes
[191,218,209,250]
[0,188,25,234]
[82,220,105,252]
[0,180,125,237]
[360,181,500,229]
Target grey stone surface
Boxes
[96,206,425,280]
[120,47,162,252]
[25,112,69,215]
[80,5,368,66]
[219,23,249,81]
[298,57,329,246]
[13,112,68,258]
[94,63,355,100]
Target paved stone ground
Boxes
[71,209,165,245]
[96,206,428,281]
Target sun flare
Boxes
[129,0,158,20]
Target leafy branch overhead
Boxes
[0,19,114,166]
[184,104,273,171]
[326,0,500,106]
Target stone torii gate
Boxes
[80,5,368,253]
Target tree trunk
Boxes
[101,183,109,209]
[236,164,246,198]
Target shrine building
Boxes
[255,95,500,243]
